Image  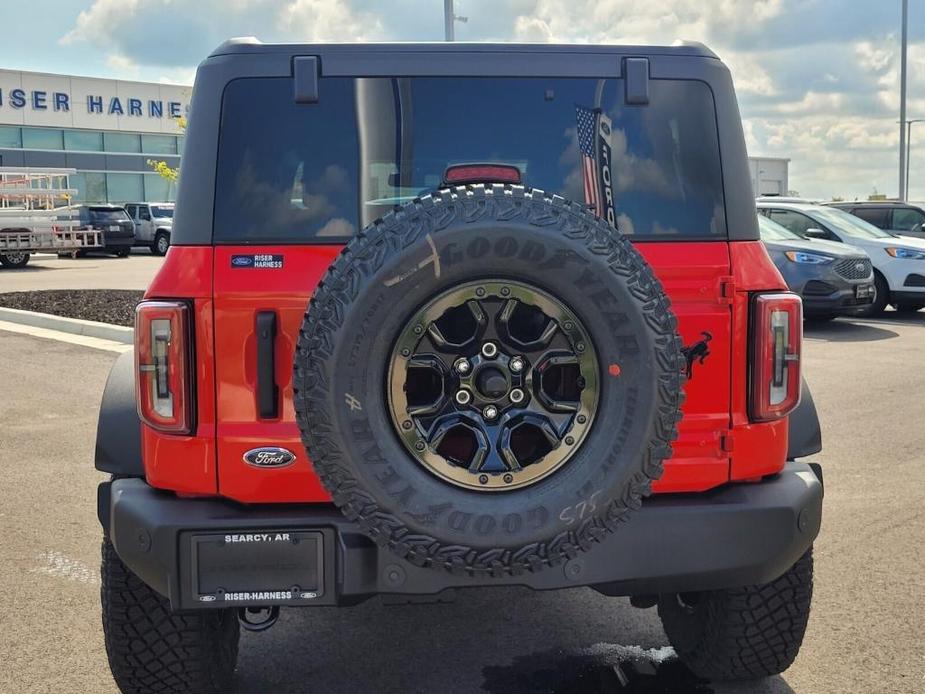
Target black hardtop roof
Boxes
[208,37,718,61]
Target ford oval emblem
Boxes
[855,262,865,272]
[243,447,296,469]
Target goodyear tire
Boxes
[293,185,684,576]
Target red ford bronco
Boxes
[95,39,823,692]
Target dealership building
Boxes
[0,69,190,204]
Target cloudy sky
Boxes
[2,0,923,200]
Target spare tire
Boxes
[294,185,683,576]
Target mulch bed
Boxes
[0,289,144,327]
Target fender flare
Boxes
[788,377,822,460]
[95,350,143,477]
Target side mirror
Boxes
[804,228,828,239]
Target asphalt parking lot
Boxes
[1,310,923,694]
[0,251,163,292]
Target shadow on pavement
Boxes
[230,587,796,694]
[804,319,899,342]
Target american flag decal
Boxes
[575,105,616,227]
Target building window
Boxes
[22,128,64,150]
[64,130,104,152]
[106,173,144,202]
[70,172,107,203]
[104,132,141,153]
[141,134,178,155]
[143,173,174,202]
[0,126,22,148]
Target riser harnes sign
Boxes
[0,69,190,135]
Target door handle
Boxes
[255,311,279,418]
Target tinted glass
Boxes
[0,126,22,148]
[141,134,178,154]
[104,132,141,153]
[767,209,817,235]
[106,173,144,203]
[151,205,174,218]
[811,207,893,239]
[22,128,64,150]
[89,207,131,222]
[71,172,106,203]
[64,130,103,152]
[214,76,726,243]
[143,173,173,202]
[851,207,889,227]
[891,207,925,231]
[757,214,801,241]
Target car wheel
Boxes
[102,538,239,693]
[151,232,170,256]
[859,272,889,317]
[658,549,813,680]
[0,252,30,269]
[293,184,685,577]
[115,247,131,258]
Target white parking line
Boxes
[0,320,131,353]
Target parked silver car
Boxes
[125,202,174,256]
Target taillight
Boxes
[135,300,193,434]
[749,293,802,422]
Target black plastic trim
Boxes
[104,462,822,610]
[624,57,650,104]
[293,56,319,103]
[255,311,279,418]
[95,350,144,477]
[787,377,822,459]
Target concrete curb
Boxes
[0,307,133,344]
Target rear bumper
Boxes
[100,462,823,610]
[801,285,873,315]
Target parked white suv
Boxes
[126,202,173,256]
[757,201,925,315]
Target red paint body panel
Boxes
[727,241,790,481]
[140,240,794,502]
[636,243,732,493]
[212,246,341,503]
[142,247,218,494]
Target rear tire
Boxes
[115,247,131,258]
[0,252,30,268]
[658,549,813,681]
[101,539,239,694]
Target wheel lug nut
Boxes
[402,420,413,430]
[483,405,498,420]
[509,388,525,404]
[479,474,489,485]
[414,440,426,451]
[503,473,514,483]
[510,356,525,373]
[455,389,472,405]
[481,342,498,358]
[454,358,471,374]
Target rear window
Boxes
[89,207,130,222]
[214,76,727,244]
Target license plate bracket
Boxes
[189,530,325,605]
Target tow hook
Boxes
[237,606,280,632]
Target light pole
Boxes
[443,1,467,41]
[898,0,908,200]
[906,120,923,200]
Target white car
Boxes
[757,201,925,315]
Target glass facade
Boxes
[0,125,181,203]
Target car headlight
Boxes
[885,247,925,260]
[784,250,833,264]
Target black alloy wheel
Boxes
[388,279,598,491]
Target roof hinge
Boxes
[293,56,320,104]
[624,57,650,105]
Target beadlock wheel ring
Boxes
[387,279,599,491]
